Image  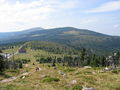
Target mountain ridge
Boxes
[0,27,44,40]
[0,27,120,54]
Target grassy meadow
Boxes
[0,47,120,90]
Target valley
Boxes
[0,41,120,90]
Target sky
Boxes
[0,0,120,36]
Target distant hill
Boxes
[0,27,44,40]
[0,27,120,54]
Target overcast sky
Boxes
[0,0,120,36]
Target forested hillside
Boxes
[0,27,120,54]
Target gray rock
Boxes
[69,80,77,85]
[58,70,65,75]
[84,66,92,69]
[40,75,49,78]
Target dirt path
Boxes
[0,66,42,84]
[0,72,29,83]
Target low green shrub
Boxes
[116,86,120,90]
[1,84,17,90]
[6,69,19,73]
[16,59,31,64]
[111,70,119,74]
[72,85,82,90]
[42,77,60,83]
[64,68,75,72]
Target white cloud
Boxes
[0,0,5,4]
[59,0,79,9]
[0,0,77,32]
[85,0,120,13]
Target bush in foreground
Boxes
[42,77,60,83]
[111,70,119,74]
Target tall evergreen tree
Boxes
[0,55,5,72]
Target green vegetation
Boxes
[111,70,120,74]
[1,27,120,55]
[1,84,17,90]
[0,41,120,90]
[63,68,75,72]
[16,59,31,64]
[42,77,60,83]
[72,85,82,90]
[27,41,77,54]
[0,55,5,72]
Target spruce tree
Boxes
[0,55,5,72]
